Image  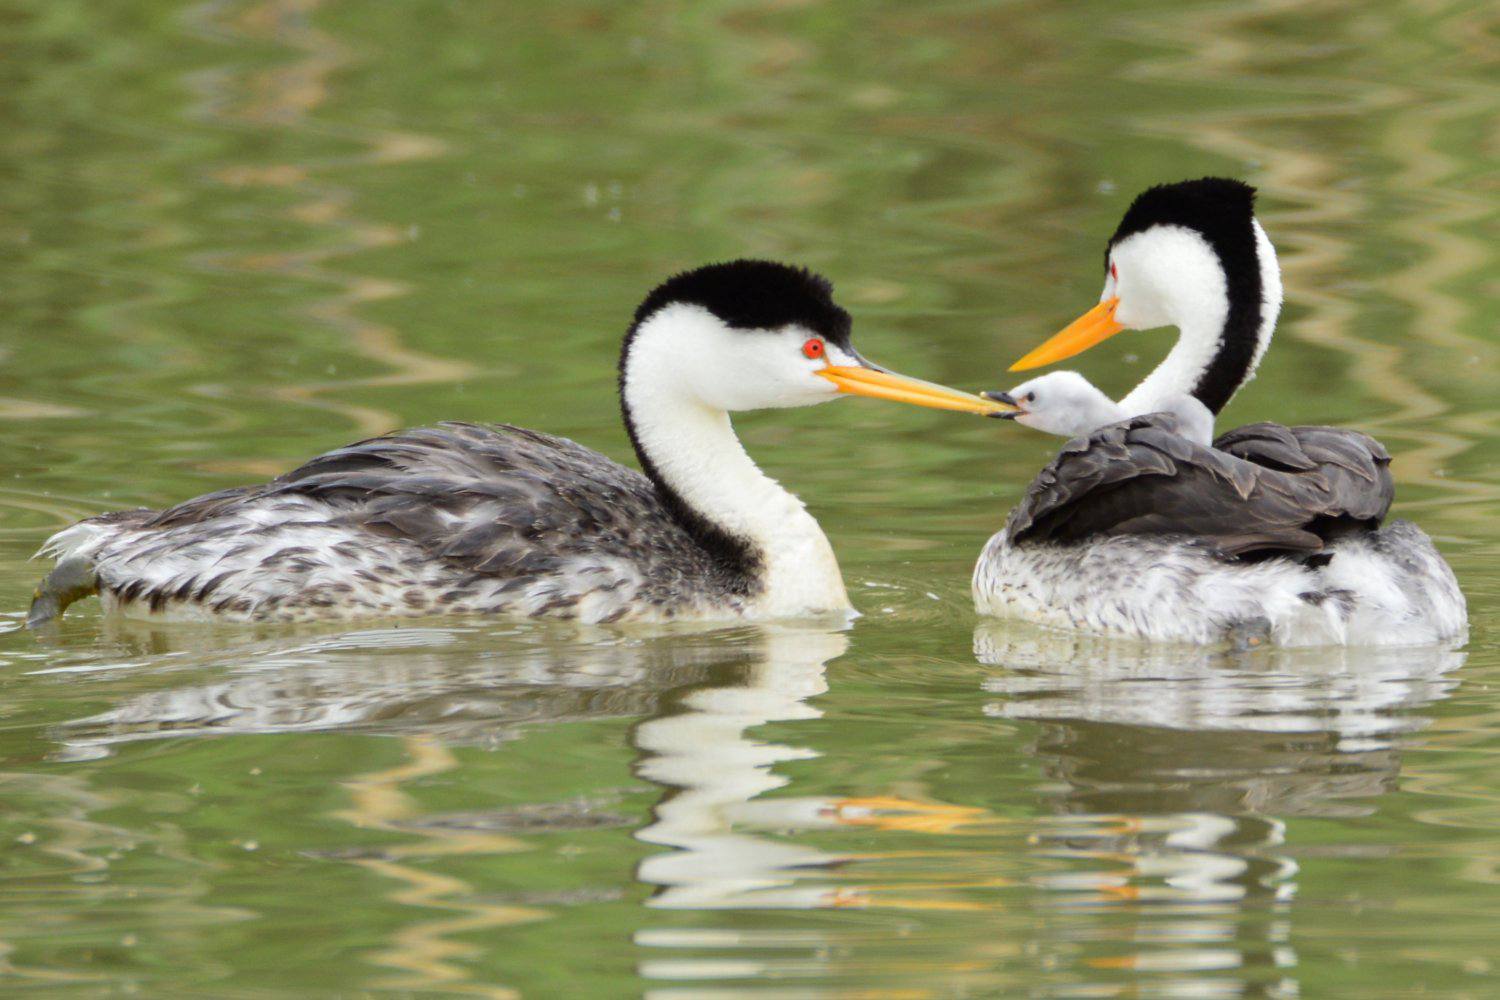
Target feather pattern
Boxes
[32,423,757,624]
[974,413,1466,646]
[1006,414,1394,558]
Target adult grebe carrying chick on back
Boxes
[974,178,1466,647]
[30,260,1010,627]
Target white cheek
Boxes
[777,357,843,407]
[1113,294,1154,329]
[720,332,845,410]
[1112,227,1225,331]
[629,308,839,412]
[781,340,843,405]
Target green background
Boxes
[0,0,1496,995]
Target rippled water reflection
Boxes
[1,0,1496,996]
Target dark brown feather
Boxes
[1009,414,1395,558]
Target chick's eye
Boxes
[1025,392,1036,403]
[802,338,825,359]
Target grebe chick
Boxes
[984,370,1214,446]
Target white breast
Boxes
[973,522,1466,647]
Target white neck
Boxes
[1164,394,1216,446]
[1118,219,1281,416]
[622,318,850,617]
[1119,308,1226,416]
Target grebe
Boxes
[30,260,1006,627]
[973,179,1466,646]
[987,370,1215,446]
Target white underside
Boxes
[972,521,1467,647]
[38,497,852,626]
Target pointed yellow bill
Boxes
[817,365,1014,416]
[1009,296,1124,372]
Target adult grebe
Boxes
[30,260,1006,626]
[973,179,1466,646]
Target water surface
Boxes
[1,0,1497,996]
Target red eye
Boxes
[802,338,825,359]
[1109,262,1119,281]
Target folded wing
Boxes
[1008,414,1393,558]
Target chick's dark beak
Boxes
[981,390,1021,420]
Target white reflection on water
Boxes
[30,614,1473,999]
[976,624,1465,751]
[40,621,872,996]
[46,622,750,758]
[975,621,1465,996]
[634,627,846,911]
[631,625,1003,922]
[43,620,1008,992]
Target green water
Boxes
[1,0,1496,996]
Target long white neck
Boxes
[622,323,850,617]
[1119,309,1226,416]
[1119,219,1281,417]
[1071,393,1129,434]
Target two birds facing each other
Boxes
[30,178,1466,647]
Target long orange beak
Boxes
[1009,297,1124,372]
[817,364,1014,416]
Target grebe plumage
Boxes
[987,370,1216,446]
[30,260,1005,626]
[973,179,1466,647]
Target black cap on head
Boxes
[1109,177,1258,254]
[621,259,854,584]
[632,259,853,348]
[1107,178,1267,416]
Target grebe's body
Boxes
[38,423,781,624]
[974,415,1465,646]
[31,261,1004,626]
[975,180,1465,647]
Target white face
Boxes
[627,303,854,412]
[1104,225,1229,333]
[1004,371,1121,438]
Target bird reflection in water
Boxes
[44,620,1004,993]
[48,621,736,758]
[38,616,1465,997]
[633,626,992,914]
[975,621,1464,996]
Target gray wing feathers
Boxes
[45,423,742,622]
[1215,422,1393,523]
[1010,414,1395,558]
[256,422,711,578]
